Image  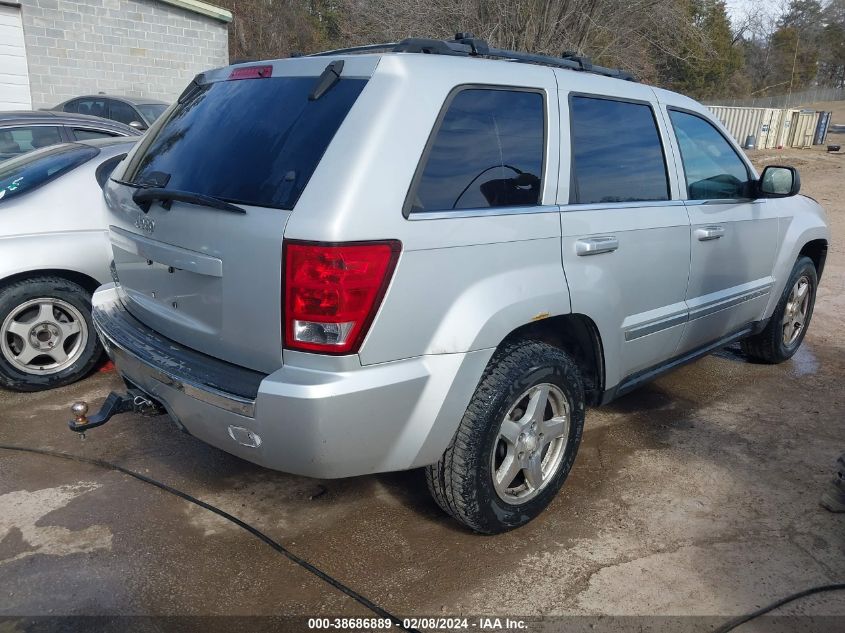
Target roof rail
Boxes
[310,33,636,82]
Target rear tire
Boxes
[741,256,817,364]
[426,340,585,534]
[0,276,103,392]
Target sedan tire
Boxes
[0,276,103,392]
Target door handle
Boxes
[575,236,619,256]
[695,225,725,241]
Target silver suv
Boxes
[80,36,829,533]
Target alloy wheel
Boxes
[782,276,811,347]
[1,298,88,375]
[491,383,570,504]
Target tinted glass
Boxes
[570,97,668,204]
[124,76,367,210]
[136,104,167,123]
[0,126,63,159]
[73,128,118,141]
[109,100,139,125]
[410,89,544,213]
[0,144,98,203]
[63,99,80,113]
[77,98,108,118]
[669,110,752,200]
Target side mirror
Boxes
[759,165,800,198]
[128,121,146,130]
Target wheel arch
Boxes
[499,313,606,406]
[0,269,103,295]
[799,239,828,281]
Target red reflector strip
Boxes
[228,65,273,80]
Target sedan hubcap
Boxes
[1,298,87,375]
[491,383,570,505]
[782,276,811,347]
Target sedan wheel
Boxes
[1,298,89,374]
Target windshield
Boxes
[136,103,168,123]
[0,144,99,203]
[122,75,367,210]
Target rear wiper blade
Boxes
[132,188,246,214]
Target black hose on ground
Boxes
[0,444,419,633]
[713,583,845,632]
[2,444,842,632]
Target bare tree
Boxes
[338,0,710,82]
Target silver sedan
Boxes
[0,138,136,391]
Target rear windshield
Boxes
[122,76,367,210]
[0,144,99,203]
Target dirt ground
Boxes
[1,145,844,630]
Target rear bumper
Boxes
[92,284,491,478]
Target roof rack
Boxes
[310,33,636,82]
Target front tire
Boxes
[741,256,818,364]
[0,276,103,392]
[426,340,585,534]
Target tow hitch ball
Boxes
[68,390,162,437]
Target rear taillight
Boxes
[283,240,401,354]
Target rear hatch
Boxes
[103,60,371,373]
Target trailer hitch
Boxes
[68,389,163,436]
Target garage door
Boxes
[0,3,32,111]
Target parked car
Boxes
[0,138,136,391]
[81,36,828,533]
[52,95,169,131]
[0,111,140,161]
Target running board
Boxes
[602,323,763,404]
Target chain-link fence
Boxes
[708,87,845,108]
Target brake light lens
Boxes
[228,65,273,80]
[284,241,401,354]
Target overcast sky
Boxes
[724,0,789,33]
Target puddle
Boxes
[790,345,819,377]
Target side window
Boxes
[570,96,669,204]
[409,88,545,213]
[73,128,118,141]
[109,100,139,125]
[78,98,107,118]
[668,110,752,200]
[63,99,80,114]
[3,126,63,153]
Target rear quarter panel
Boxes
[0,155,115,285]
[282,55,568,365]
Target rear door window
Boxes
[569,96,669,204]
[123,75,367,210]
[109,100,140,125]
[0,126,63,158]
[408,88,545,213]
[668,110,753,200]
[76,98,108,118]
[73,128,119,141]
